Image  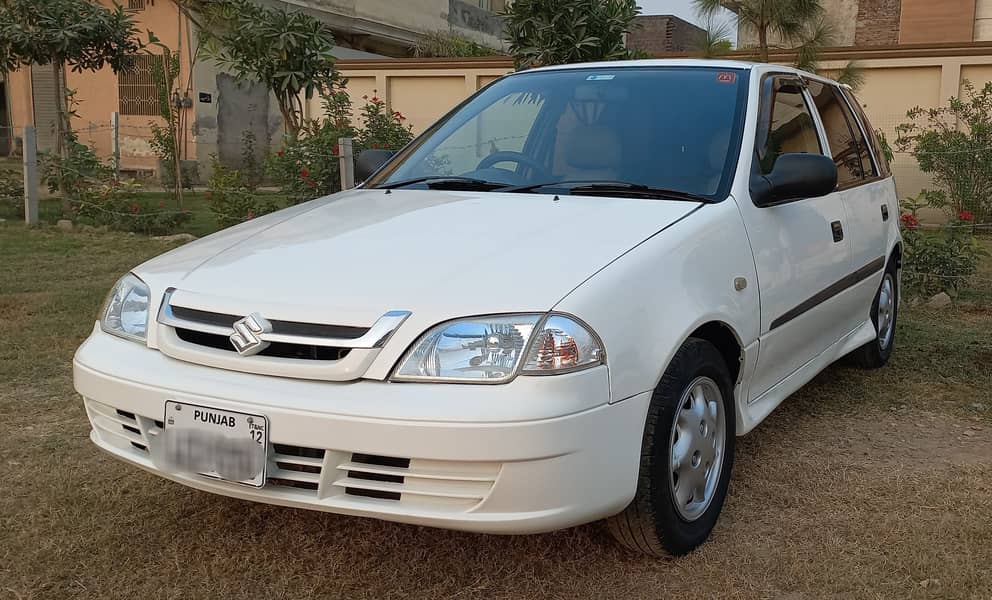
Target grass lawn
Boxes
[1,225,990,599]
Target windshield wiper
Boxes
[499,180,713,203]
[377,176,508,191]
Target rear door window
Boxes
[842,88,890,177]
[807,80,874,187]
[755,76,823,175]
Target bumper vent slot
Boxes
[267,444,325,493]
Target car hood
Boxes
[137,189,699,326]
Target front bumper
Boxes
[74,326,650,534]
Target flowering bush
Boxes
[355,92,413,153]
[206,156,282,228]
[899,194,987,298]
[71,179,193,235]
[268,87,413,201]
[896,80,992,223]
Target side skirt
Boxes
[735,318,877,436]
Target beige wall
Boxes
[324,51,992,206]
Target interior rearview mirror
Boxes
[750,153,838,207]
[355,149,397,183]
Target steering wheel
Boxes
[476,151,547,176]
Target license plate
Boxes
[162,401,268,487]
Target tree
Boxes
[695,0,862,88]
[0,0,142,156]
[692,19,734,58]
[695,0,825,63]
[502,0,641,69]
[194,0,339,136]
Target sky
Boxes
[638,0,739,45]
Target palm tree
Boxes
[694,0,825,62]
[695,0,864,89]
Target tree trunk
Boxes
[52,60,71,215]
[758,26,769,63]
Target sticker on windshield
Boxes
[717,72,737,83]
[586,74,615,81]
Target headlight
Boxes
[99,273,150,342]
[392,313,604,383]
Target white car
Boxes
[74,60,901,557]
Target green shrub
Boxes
[268,88,412,202]
[71,179,193,235]
[413,30,499,58]
[207,156,281,229]
[896,81,992,224]
[0,169,24,211]
[899,194,988,298]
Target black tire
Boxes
[847,257,899,369]
[606,338,736,557]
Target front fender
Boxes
[553,199,760,404]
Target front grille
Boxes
[175,327,352,361]
[155,290,411,380]
[171,306,370,339]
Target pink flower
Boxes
[246,211,255,219]
[900,213,919,229]
[332,144,340,155]
[959,210,974,222]
[277,150,285,157]
[130,204,140,213]
[300,167,310,179]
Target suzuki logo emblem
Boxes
[229,313,272,356]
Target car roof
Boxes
[520,58,842,87]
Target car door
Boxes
[806,80,891,313]
[736,75,855,401]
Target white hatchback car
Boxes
[75,60,901,556]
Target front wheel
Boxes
[848,258,898,369]
[606,338,735,557]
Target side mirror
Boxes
[750,153,838,207]
[355,149,396,183]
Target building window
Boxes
[127,0,147,10]
[477,0,505,11]
[118,54,160,117]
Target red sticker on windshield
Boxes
[717,72,737,83]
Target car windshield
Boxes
[367,66,748,200]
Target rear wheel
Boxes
[607,338,735,557]
[848,257,898,369]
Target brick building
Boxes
[627,15,706,55]
[734,0,992,48]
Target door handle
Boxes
[881,205,889,221]
[831,221,844,242]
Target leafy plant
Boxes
[196,0,339,136]
[268,89,412,203]
[414,30,500,58]
[41,133,112,199]
[70,180,193,235]
[0,0,142,157]
[240,130,264,191]
[0,170,24,212]
[899,193,987,298]
[502,0,641,69]
[355,92,414,153]
[895,81,992,224]
[206,156,281,229]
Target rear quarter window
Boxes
[842,88,891,178]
